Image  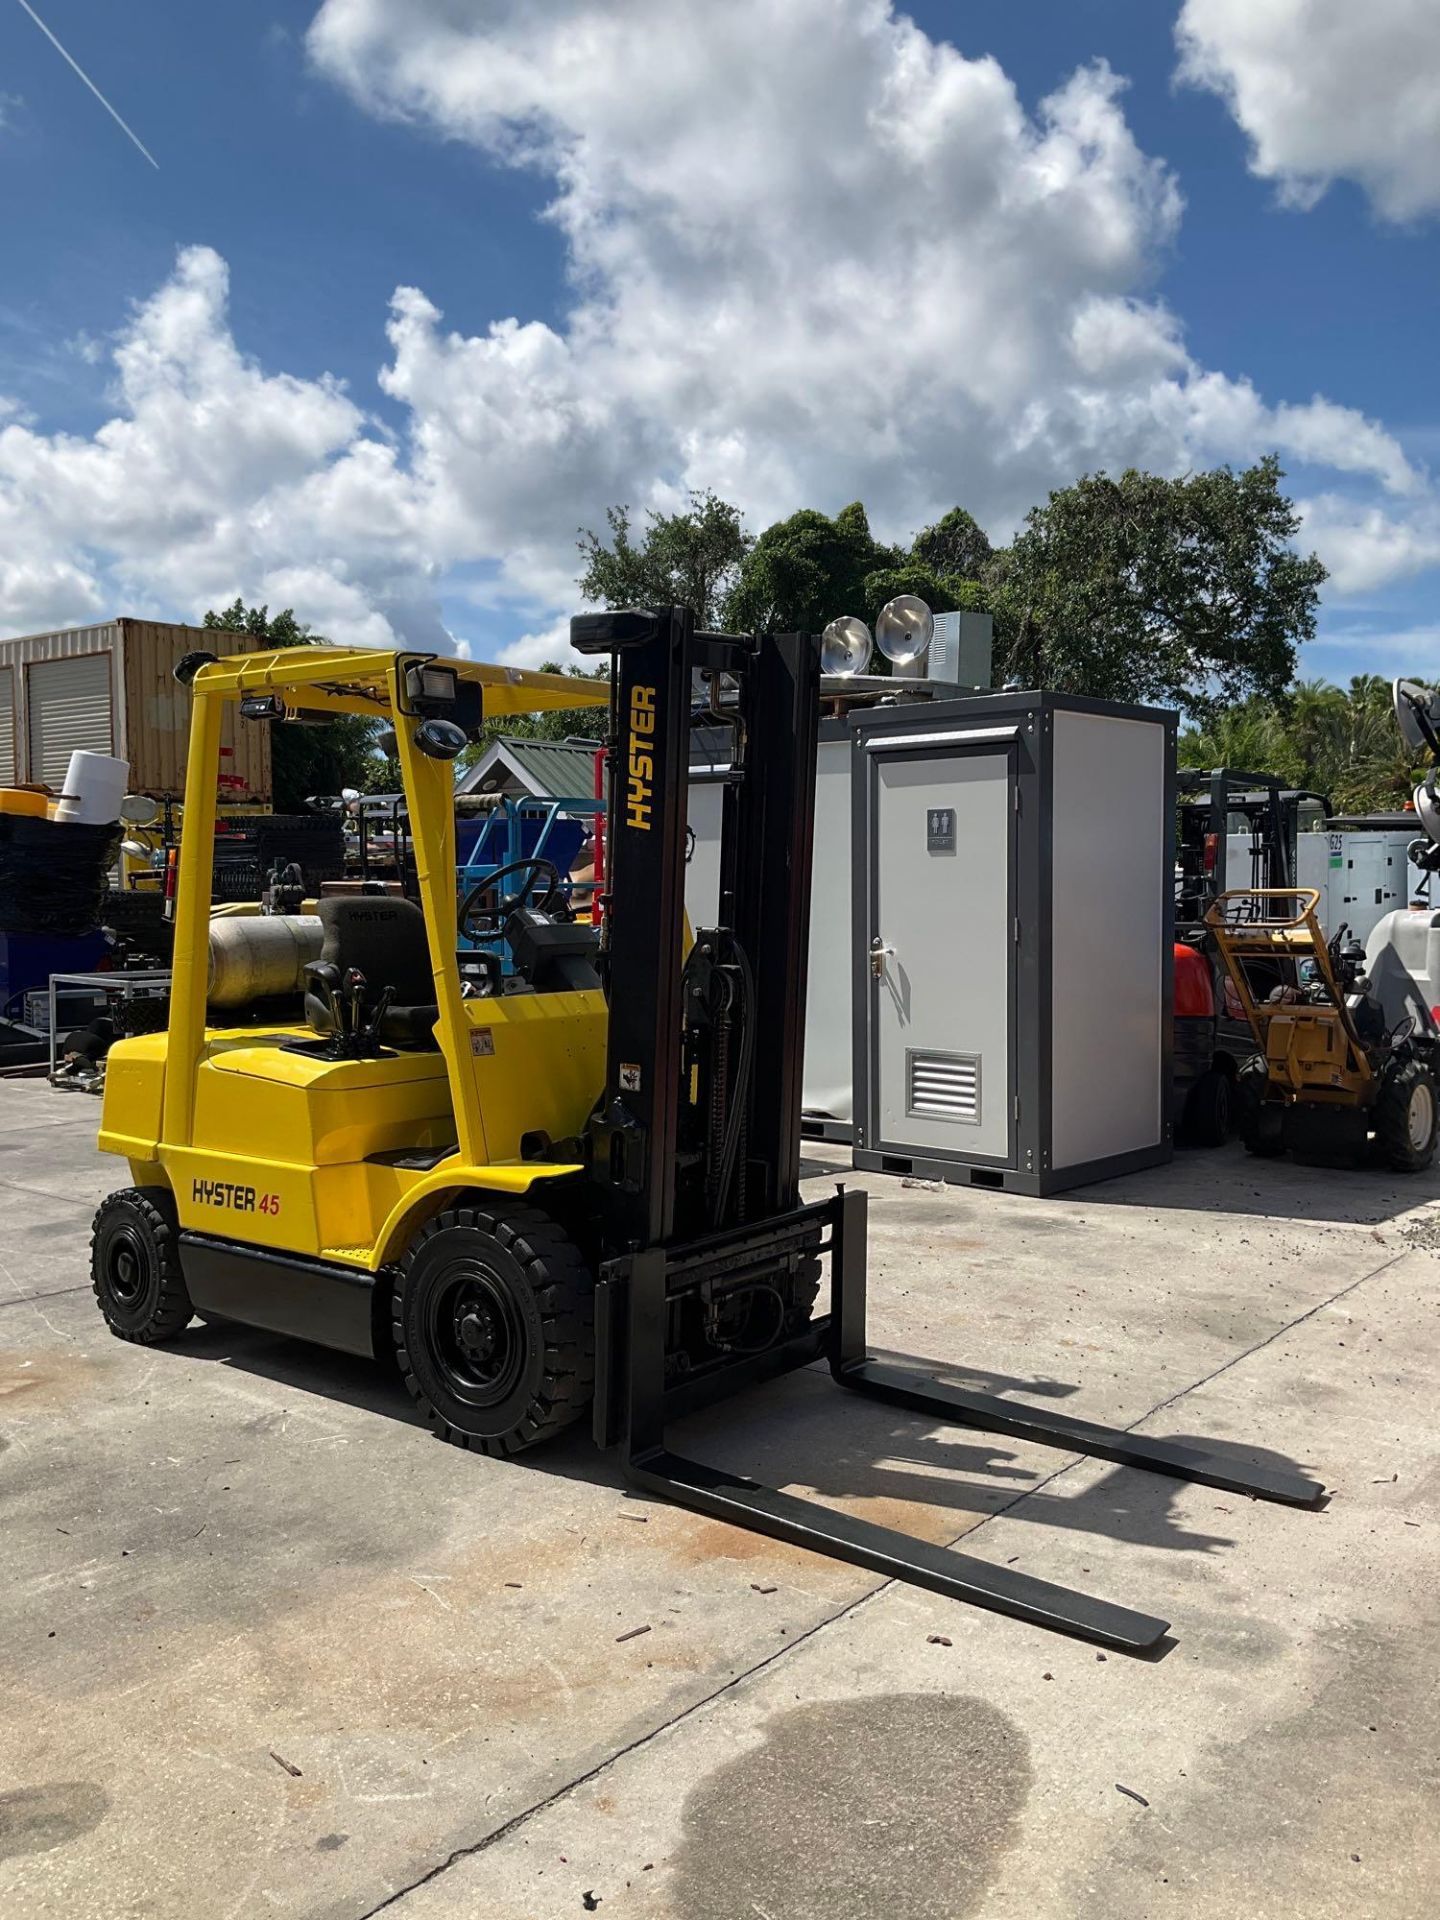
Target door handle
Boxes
[869,936,893,980]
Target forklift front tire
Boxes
[90,1188,195,1344]
[394,1201,595,1456]
[1375,1058,1439,1174]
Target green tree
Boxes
[855,562,962,626]
[1279,678,1347,784]
[911,506,993,582]
[724,501,903,633]
[1177,698,1290,783]
[992,457,1326,714]
[577,490,752,627]
[201,599,387,810]
[1179,675,1431,816]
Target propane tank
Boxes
[208,915,323,1008]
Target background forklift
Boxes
[1174,768,1330,1147]
[90,619,1321,1653]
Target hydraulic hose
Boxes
[714,936,756,1221]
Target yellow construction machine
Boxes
[1206,887,1437,1170]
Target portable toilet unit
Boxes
[849,691,1176,1194]
[686,703,961,1140]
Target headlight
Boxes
[875,595,934,666]
[405,661,459,707]
[820,616,873,677]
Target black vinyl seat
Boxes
[304,897,439,1050]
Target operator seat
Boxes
[303,896,439,1050]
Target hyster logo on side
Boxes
[627,684,656,831]
[192,1178,257,1213]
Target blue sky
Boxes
[1,0,1437,684]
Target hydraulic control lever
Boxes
[367,984,394,1046]
[305,961,344,1036]
[343,968,367,1040]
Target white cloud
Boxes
[0,1,1435,665]
[1299,495,1440,594]
[1177,0,1440,222]
[0,245,383,634]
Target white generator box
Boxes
[1293,829,1420,943]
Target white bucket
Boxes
[55,750,131,825]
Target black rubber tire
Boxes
[1242,1108,1286,1158]
[1235,1056,1283,1158]
[1234,1053,1268,1112]
[394,1200,595,1456]
[91,1188,194,1344]
[1235,1061,1284,1159]
[1183,1068,1232,1148]
[1374,1057,1439,1173]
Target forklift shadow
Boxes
[644,1366,1307,1561]
[1061,1138,1440,1229]
[181,1317,428,1425]
[867,1347,1081,1401]
[175,1324,1313,1563]
[177,1316,626,1492]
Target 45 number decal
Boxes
[191,1178,282,1217]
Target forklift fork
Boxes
[620,1189,1323,1655]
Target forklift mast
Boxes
[574,606,816,1250]
[572,606,838,1460]
[569,609,1323,1654]
[1175,767,1331,930]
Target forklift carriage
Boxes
[91,619,1322,1654]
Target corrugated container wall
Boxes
[0,619,271,804]
[119,620,271,804]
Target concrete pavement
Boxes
[1,1081,1437,1918]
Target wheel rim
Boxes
[424,1262,526,1408]
[1408,1080,1435,1152]
[105,1227,149,1307]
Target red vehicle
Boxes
[1174,939,1242,1146]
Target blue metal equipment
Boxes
[456,794,601,972]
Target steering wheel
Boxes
[459,856,565,942]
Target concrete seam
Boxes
[0,1283,91,1313]
[354,1245,1407,1916]
[920,1248,1409,1540]
[0,1178,104,1211]
[353,1581,886,1917]
[1124,1246,1408,1436]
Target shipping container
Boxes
[0,619,271,804]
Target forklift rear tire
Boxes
[394,1201,595,1456]
[1183,1068,1232,1148]
[1374,1058,1439,1173]
[90,1188,195,1344]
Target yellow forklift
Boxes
[1206,887,1438,1170]
[90,616,1322,1652]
